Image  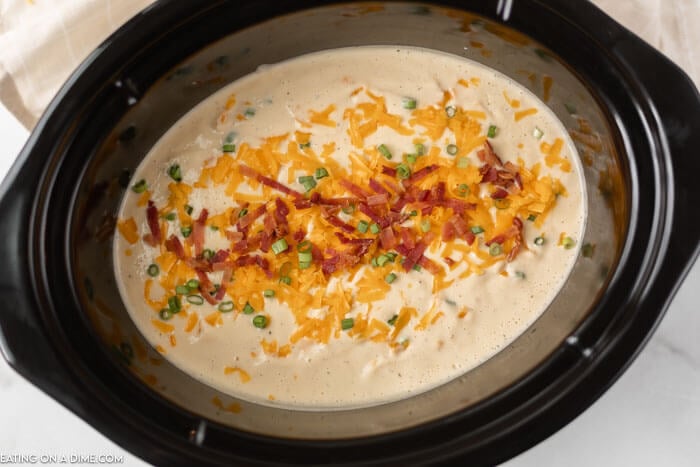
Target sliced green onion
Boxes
[341,318,354,330]
[402,97,417,109]
[446,144,459,156]
[406,154,417,164]
[582,243,595,258]
[263,289,275,298]
[489,243,503,256]
[244,107,256,118]
[457,157,469,168]
[164,212,177,221]
[279,276,292,285]
[412,263,422,272]
[224,131,236,143]
[533,126,544,139]
[420,219,431,232]
[357,220,369,233]
[210,225,219,231]
[131,179,147,193]
[377,144,392,160]
[223,143,236,153]
[456,183,469,197]
[515,271,526,279]
[527,214,537,222]
[297,240,312,252]
[298,251,312,263]
[471,225,484,234]
[181,226,192,237]
[385,273,397,284]
[242,302,254,314]
[445,106,457,118]
[202,249,215,260]
[341,204,356,215]
[415,143,426,155]
[184,204,194,215]
[387,314,398,326]
[168,296,182,313]
[369,223,381,234]
[396,163,411,179]
[159,308,173,320]
[299,141,311,149]
[186,295,204,305]
[218,301,234,312]
[253,315,268,329]
[168,164,182,182]
[175,285,190,295]
[487,125,498,138]
[298,261,312,270]
[445,299,457,306]
[186,279,199,290]
[564,102,577,114]
[298,175,317,192]
[534,236,545,246]
[409,210,418,217]
[147,264,160,277]
[376,255,390,267]
[371,256,379,267]
[562,236,576,249]
[238,208,248,218]
[271,238,289,255]
[315,167,329,179]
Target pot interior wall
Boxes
[68,2,626,439]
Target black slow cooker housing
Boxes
[0,1,698,465]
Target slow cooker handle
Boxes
[0,151,82,401]
[613,39,700,278]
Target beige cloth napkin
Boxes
[1,0,698,129]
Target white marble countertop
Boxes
[1,19,699,465]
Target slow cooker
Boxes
[0,1,698,465]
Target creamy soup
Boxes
[114,46,585,409]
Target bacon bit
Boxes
[382,165,397,177]
[188,258,213,272]
[165,235,186,259]
[443,257,456,266]
[225,230,244,242]
[382,178,404,195]
[441,198,476,214]
[293,229,306,242]
[405,164,439,186]
[211,249,230,264]
[239,164,304,199]
[477,141,504,167]
[465,230,476,245]
[513,172,524,191]
[402,232,436,272]
[232,239,249,253]
[507,217,525,262]
[367,193,389,206]
[442,221,456,242]
[449,216,470,238]
[504,161,519,174]
[358,203,388,228]
[192,208,208,256]
[339,179,371,199]
[481,166,499,183]
[212,261,235,272]
[321,209,356,234]
[491,188,509,199]
[311,244,324,262]
[215,266,233,301]
[321,252,361,276]
[379,227,397,249]
[418,256,443,275]
[237,204,266,230]
[143,234,157,248]
[146,201,162,245]
[486,234,506,246]
[400,228,416,249]
[431,182,446,202]
[195,269,218,305]
[262,212,277,235]
[369,179,390,196]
